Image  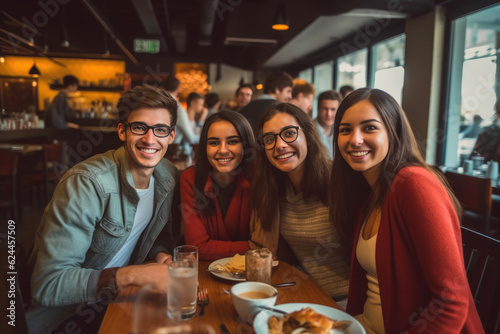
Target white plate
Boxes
[208,257,245,282]
[253,303,366,334]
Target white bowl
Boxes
[230,282,278,323]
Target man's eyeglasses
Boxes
[262,126,302,150]
[122,122,174,138]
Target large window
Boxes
[336,49,367,90]
[371,34,406,104]
[298,68,313,82]
[444,3,500,167]
[312,60,334,118]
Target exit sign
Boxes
[134,39,160,54]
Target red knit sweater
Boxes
[180,167,251,261]
[347,167,484,333]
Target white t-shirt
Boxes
[105,176,155,268]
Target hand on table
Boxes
[155,252,173,264]
[116,263,169,293]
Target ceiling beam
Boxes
[81,0,139,65]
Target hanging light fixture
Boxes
[29,58,41,76]
[61,7,70,47]
[0,49,5,63]
[272,3,289,31]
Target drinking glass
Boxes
[245,248,272,284]
[174,245,199,265]
[168,259,198,319]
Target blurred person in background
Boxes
[186,92,208,132]
[339,85,354,98]
[233,83,254,111]
[162,75,200,145]
[239,71,293,129]
[205,92,221,117]
[314,90,342,159]
[470,98,500,162]
[46,75,80,130]
[290,78,315,115]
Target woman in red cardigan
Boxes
[330,88,484,333]
[180,110,255,260]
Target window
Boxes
[336,49,367,90]
[312,61,334,118]
[371,34,406,104]
[444,3,500,167]
[298,68,313,82]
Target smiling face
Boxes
[263,112,308,176]
[206,121,244,180]
[337,99,389,187]
[275,86,293,103]
[318,99,340,129]
[118,108,175,186]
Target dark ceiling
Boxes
[1,0,435,72]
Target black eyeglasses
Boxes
[262,126,302,150]
[122,122,174,138]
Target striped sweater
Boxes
[279,186,350,299]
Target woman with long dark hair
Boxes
[180,110,255,261]
[330,88,483,333]
[249,102,350,301]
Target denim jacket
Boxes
[26,146,179,333]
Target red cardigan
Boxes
[347,167,484,333]
[180,167,251,261]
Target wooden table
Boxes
[99,261,340,334]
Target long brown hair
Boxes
[194,110,255,216]
[252,103,331,231]
[329,88,462,248]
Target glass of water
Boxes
[173,245,198,265]
[168,246,198,320]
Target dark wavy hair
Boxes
[193,110,255,216]
[252,103,331,231]
[117,84,178,126]
[329,88,462,249]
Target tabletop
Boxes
[99,261,340,334]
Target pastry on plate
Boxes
[268,307,351,334]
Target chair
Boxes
[461,227,500,333]
[19,141,64,207]
[0,149,19,222]
[445,171,493,235]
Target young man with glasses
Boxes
[26,85,181,333]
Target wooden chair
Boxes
[461,227,500,333]
[0,149,20,222]
[445,171,493,235]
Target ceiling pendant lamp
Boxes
[29,58,41,76]
[272,3,289,31]
[0,49,5,63]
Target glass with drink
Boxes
[167,260,198,320]
[174,245,199,265]
[245,248,272,284]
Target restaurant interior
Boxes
[1,0,500,333]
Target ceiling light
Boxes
[0,50,5,64]
[272,3,289,31]
[29,59,41,76]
